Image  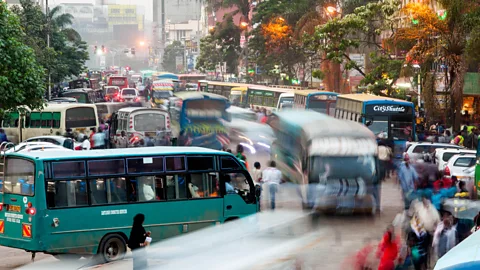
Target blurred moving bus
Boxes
[246,85,293,112]
[94,102,131,123]
[109,107,171,148]
[293,90,339,116]
[268,110,379,213]
[169,92,231,150]
[1,103,98,143]
[151,80,174,107]
[0,147,259,262]
[335,94,415,159]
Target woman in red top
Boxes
[377,226,399,270]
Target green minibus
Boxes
[0,147,259,262]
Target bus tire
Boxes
[53,254,82,261]
[97,233,127,263]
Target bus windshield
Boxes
[185,99,227,119]
[62,92,88,103]
[279,97,294,109]
[309,156,376,184]
[153,91,173,99]
[133,113,166,131]
[4,158,35,196]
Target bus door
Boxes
[221,170,257,219]
[1,158,37,243]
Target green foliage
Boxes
[307,0,402,95]
[162,41,185,73]
[0,2,45,113]
[196,35,221,73]
[214,16,242,74]
[11,0,89,85]
[312,70,325,80]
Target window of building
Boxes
[125,9,135,14]
[46,179,88,208]
[89,178,128,205]
[165,174,187,200]
[188,172,220,198]
[111,8,120,14]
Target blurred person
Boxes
[99,119,106,131]
[262,160,282,210]
[141,182,155,201]
[398,156,418,210]
[128,214,150,270]
[378,137,392,181]
[144,134,155,147]
[236,144,248,169]
[224,174,235,193]
[92,127,106,149]
[77,130,85,142]
[433,213,457,259]
[0,129,7,143]
[64,128,75,139]
[409,195,440,235]
[452,131,464,146]
[81,135,91,150]
[252,162,262,183]
[89,127,96,146]
[226,149,232,153]
[376,225,399,270]
[117,131,128,148]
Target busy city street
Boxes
[2,0,480,270]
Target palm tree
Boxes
[48,5,81,42]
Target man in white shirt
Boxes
[141,182,155,201]
[262,161,282,210]
[81,135,91,150]
[92,127,106,149]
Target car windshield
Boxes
[122,89,136,95]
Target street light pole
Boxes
[46,0,51,99]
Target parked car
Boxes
[404,142,463,162]
[444,154,476,180]
[120,88,139,102]
[433,148,476,171]
[24,136,80,150]
[2,142,72,154]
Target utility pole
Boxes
[46,0,51,99]
[161,0,166,71]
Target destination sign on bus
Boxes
[310,95,337,101]
[111,79,126,86]
[366,105,410,114]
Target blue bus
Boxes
[335,94,416,159]
[169,92,231,150]
[293,90,339,116]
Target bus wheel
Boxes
[53,254,82,261]
[98,234,127,263]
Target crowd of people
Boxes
[350,147,479,270]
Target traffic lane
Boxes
[0,246,50,270]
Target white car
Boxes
[444,154,476,180]
[24,135,80,150]
[433,148,476,171]
[404,142,462,162]
[2,142,72,154]
[120,88,139,102]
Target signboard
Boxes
[365,104,412,115]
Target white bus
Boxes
[276,92,294,111]
[246,86,293,113]
[1,103,99,144]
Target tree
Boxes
[11,0,89,85]
[0,2,46,113]
[213,15,242,74]
[162,41,185,73]
[306,0,403,95]
[394,0,480,129]
[196,35,222,73]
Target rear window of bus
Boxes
[66,107,96,128]
[106,87,119,94]
[4,158,35,196]
[63,92,87,103]
[134,113,166,131]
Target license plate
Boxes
[146,132,156,137]
[7,205,21,213]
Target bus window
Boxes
[221,172,250,194]
[4,158,35,196]
[52,161,86,178]
[188,172,220,198]
[135,175,165,202]
[187,156,214,171]
[41,112,53,128]
[89,178,128,205]
[166,156,186,172]
[368,116,389,138]
[220,157,242,170]
[127,157,164,174]
[134,113,166,131]
[53,112,61,128]
[166,175,187,200]
[47,179,88,208]
[66,107,96,128]
[30,112,42,128]
[88,159,125,176]
[391,115,413,140]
